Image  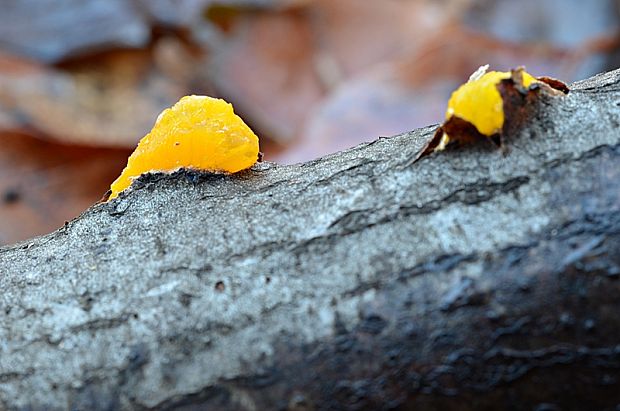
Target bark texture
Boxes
[1,69,620,411]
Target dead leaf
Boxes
[211,8,325,144]
[0,133,130,245]
[0,39,211,148]
[210,0,456,145]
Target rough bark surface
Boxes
[1,69,620,411]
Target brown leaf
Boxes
[0,133,129,245]
[537,76,570,94]
[211,0,454,145]
[0,40,211,148]
[211,9,325,144]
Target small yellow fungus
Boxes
[447,68,537,136]
[436,66,538,150]
[418,66,568,159]
[108,96,259,200]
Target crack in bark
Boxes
[327,175,531,237]
[70,313,135,333]
[424,344,620,395]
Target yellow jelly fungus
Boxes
[108,95,259,200]
[439,67,538,149]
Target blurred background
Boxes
[0,0,618,245]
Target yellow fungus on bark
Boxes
[108,95,259,200]
[446,68,537,135]
[419,66,568,159]
[436,66,538,150]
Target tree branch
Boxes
[1,69,620,410]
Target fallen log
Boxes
[1,69,620,410]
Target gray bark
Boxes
[1,69,620,411]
